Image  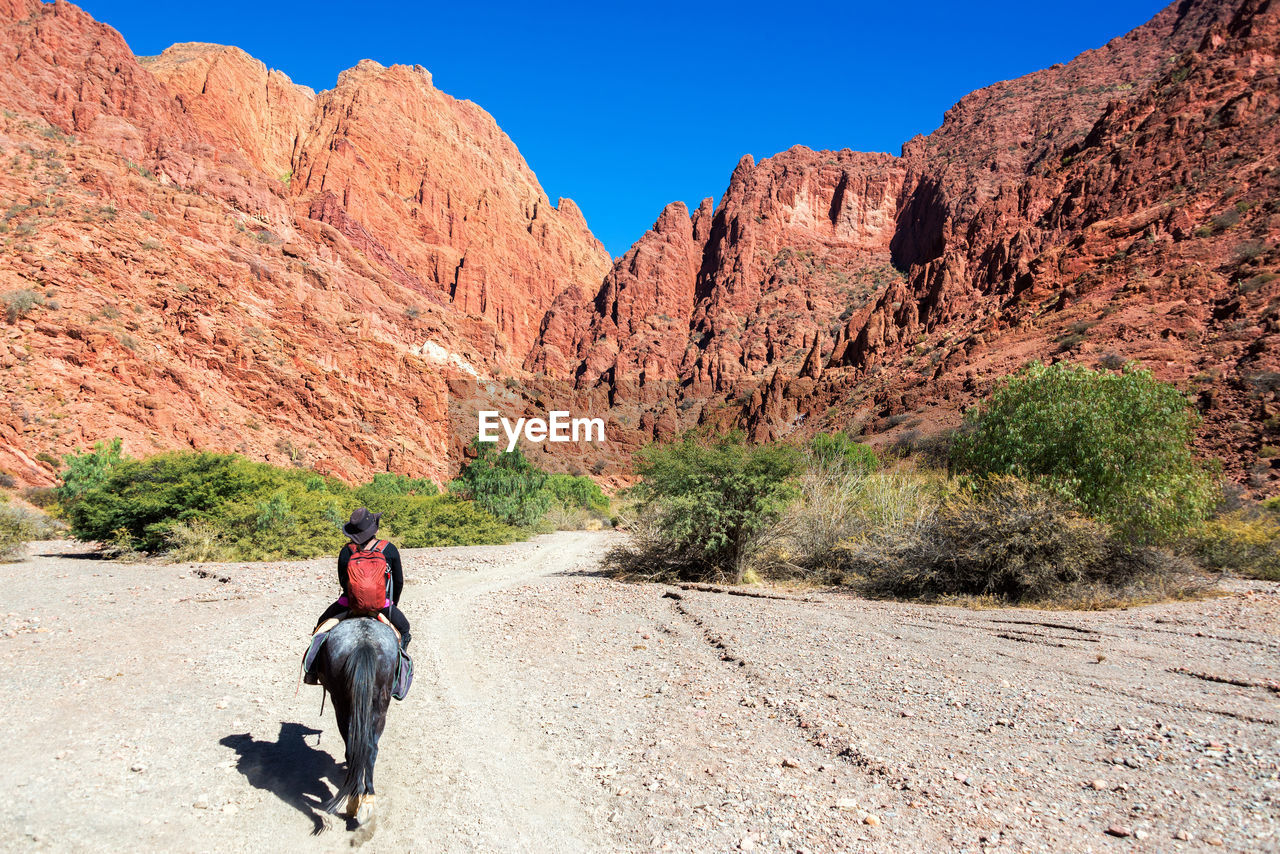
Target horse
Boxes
[315,616,399,824]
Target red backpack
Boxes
[346,539,391,615]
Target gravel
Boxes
[0,533,1276,852]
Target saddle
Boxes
[301,612,413,701]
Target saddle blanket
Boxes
[302,630,413,701]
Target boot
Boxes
[302,619,341,685]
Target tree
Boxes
[631,433,803,581]
[448,440,551,528]
[951,361,1218,541]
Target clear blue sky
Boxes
[76,0,1170,257]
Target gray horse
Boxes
[316,616,399,824]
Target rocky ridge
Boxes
[0,0,606,484]
[0,0,1277,491]
[526,0,1280,490]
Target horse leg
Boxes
[347,731,380,821]
[349,677,391,822]
[326,690,359,817]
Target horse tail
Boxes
[323,640,379,814]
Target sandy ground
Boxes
[0,531,1276,853]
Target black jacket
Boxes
[337,539,404,605]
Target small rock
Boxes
[1174,829,1191,841]
[1106,825,1132,838]
[215,700,228,710]
[1090,779,1108,790]
[781,757,800,768]
[863,814,881,827]
[836,798,860,811]
[1206,837,1224,847]
[193,795,210,810]
[130,763,146,773]
[738,836,755,852]
[900,710,915,718]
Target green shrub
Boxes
[1186,507,1280,581]
[545,472,609,514]
[448,441,552,528]
[852,476,1195,604]
[57,444,516,559]
[356,472,439,500]
[57,438,127,503]
[951,362,1218,542]
[607,433,803,582]
[374,494,518,548]
[808,431,879,472]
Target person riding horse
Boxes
[310,507,411,657]
[301,507,411,823]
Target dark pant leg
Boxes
[315,600,345,629]
[382,604,411,648]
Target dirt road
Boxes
[0,532,1276,852]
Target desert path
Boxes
[1,532,1277,853]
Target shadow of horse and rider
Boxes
[220,723,343,835]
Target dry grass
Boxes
[163,518,232,563]
[755,461,942,583]
[758,470,1211,609]
[0,501,65,562]
[1185,507,1280,581]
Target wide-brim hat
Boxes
[343,507,382,543]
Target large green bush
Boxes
[609,432,803,582]
[57,444,518,560]
[951,361,1218,541]
[448,442,552,527]
[545,472,609,514]
[449,441,608,528]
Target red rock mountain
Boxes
[0,0,606,484]
[527,0,1280,492]
[0,0,1276,493]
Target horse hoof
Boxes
[345,793,375,824]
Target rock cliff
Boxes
[0,0,606,484]
[0,0,1275,494]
